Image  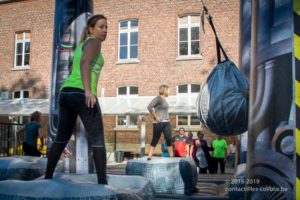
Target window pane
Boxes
[25,42,30,53]
[129,86,138,95]
[16,55,22,66]
[130,46,138,58]
[120,21,128,29]
[190,116,201,125]
[117,115,127,126]
[14,91,20,98]
[130,20,138,28]
[17,33,23,40]
[178,84,188,93]
[23,116,30,123]
[178,115,188,125]
[23,91,29,98]
[120,33,128,45]
[179,42,188,55]
[179,28,188,41]
[179,16,188,25]
[129,115,138,126]
[17,43,23,54]
[130,32,138,45]
[119,47,128,59]
[191,27,199,40]
[191,15,200,24]
[25,32,31,39]
[24,54,30,65]
[118,87,127,95]
[191,41,200,55]
[191,84,201,93]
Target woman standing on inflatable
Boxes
[45,15,108,184]
[147,85,173,160]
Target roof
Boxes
[0,95,198,116]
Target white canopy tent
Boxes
[0,96,198,116]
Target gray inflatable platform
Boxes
[0,156,63,181]
[0,173,154,200]
[126,157,198,195]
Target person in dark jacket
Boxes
[197,131,214,174]
[17,111,44,157]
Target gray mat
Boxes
[0,156,63,181]
[0,173,154,200]
[126,157,198,195]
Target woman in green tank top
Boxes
[45,15,108,184]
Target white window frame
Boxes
[177,15,201,60]
[12,90,29,99]
[176,115,201,127]
[118,19,139,63]
[13,31,31,70]
[116,115,138,128]
[117,86,139,97]
[177,84,201,95]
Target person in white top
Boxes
[228,140,236,168]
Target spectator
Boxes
[186,131,194,158]
[227,140,236,168]
[161,140,170,157]
[240,131,248,164]
[17,111,44,157]
[212,136,228,174]
[195,139,208,174]
[173,127,188,157]
[197,131,214,174]
[61,144,73,160]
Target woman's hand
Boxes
[85,90,96,108]
[155,116,161,123]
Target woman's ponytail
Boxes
[80,26,89,43]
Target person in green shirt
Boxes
[212,136,228,174]
[45,14,108,184]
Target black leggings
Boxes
[213,157,225,174]
[23,142,41,157]
[45,88,107,184]
[54,88,105,147]
[150,122,172,147]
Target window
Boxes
[117,86,138,96]
[178,115,188,126]
[12,90,29,99]
[118,19,139,61]
[14,31,31,69]
[176,115,201,126]
[117,115,138,127]
[178,15,200,57]
[1,91,9,100]
[177,84,200,95]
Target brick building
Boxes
[0,0,239,155]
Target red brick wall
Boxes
[0,0,54,98]
[94,0,240,96]
[0,0,239,98]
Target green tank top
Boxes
[61,37,104,96]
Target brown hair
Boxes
[30,111,41,122]
[80,14,107,43]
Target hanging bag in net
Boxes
[196,12,249,136]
